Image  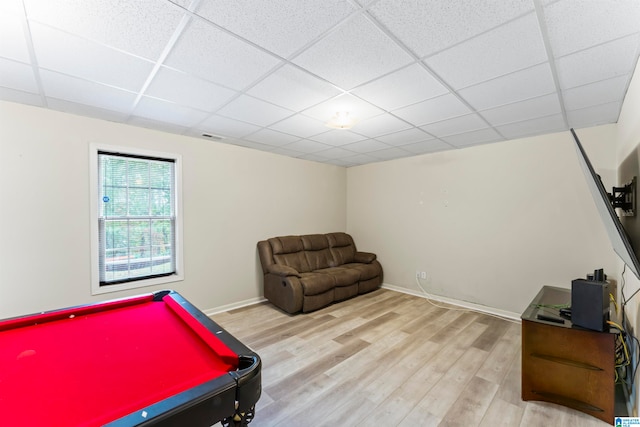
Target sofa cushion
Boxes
[314,267,360,287]
[270,236,311,273]
[343,262,381,281]
[299,272,335,296]
[327,232,356,264]
[301,234,335,270]
[270,235,303,254]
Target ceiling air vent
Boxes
[201,133,224,141]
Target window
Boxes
[90,145,183,295]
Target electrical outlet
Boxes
[420,271,427,279]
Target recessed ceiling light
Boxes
[325,111,356,130]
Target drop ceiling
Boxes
[2,0,640,167]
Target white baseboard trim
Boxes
[204,296,268,317]
[382,283,521,322]
[202,285,521,321]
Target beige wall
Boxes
[0,101,347,318]
[347,126,617,315]
[0,99,620,319]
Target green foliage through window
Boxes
[98,152,176,285]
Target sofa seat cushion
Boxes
[299,272,335,296]
[343,262,381,281]
[313,267,360,287]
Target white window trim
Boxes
[89,143,184,295]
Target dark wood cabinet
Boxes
[521,286,616,424]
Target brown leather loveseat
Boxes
[257,232,383,314]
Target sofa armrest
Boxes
[354,251,376,263]
[267,264,301,277]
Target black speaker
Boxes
[571,279,609,331]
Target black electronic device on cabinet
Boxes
[571,269,610,332]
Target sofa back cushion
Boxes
[327,232,356,264]
[269,236,311,273]
[301,234,335,270]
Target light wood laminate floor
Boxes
[210,288,611,426]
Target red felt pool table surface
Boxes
[0,293,240,426]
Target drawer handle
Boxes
[530,353,603,371]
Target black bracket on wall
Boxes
[609,176,637,216]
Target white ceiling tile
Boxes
[0,0,638,167]
[23,0,187,61]
[401,139,454,154]
[441,128,504,147]
[40,70,137,112]
[244,129,300,146]
[352,113,412,138]
[145,67,237,113]
[297,153,328,163]
[0,13,30,63]
[269,114,328,138]
[227,139,277,152]
[563,76,629,111]
[544,0,640,57]
[393,93,471,126]
[195,0,358,58]
[495,113,566,140]
[247,64,341,111]
[0,86,43,106]
[125,116,189,135]
[480,93,562,126]
[555,35,640,90]
[0,58,38,93]
[369,0,534,57]
[309,130,367,146]
[217,95,294,127]
[270,146,306,158]
[133,96,210,128]
[281,139,333,154]
[375,128,434,146]
[342,139,391,153]
[0,0,24,14]
[165,18,281,90]
[341,153,380,166]
[292,14,414,90]
[30,23,154,92]
[425,13,547,89]
[197,115,261,138]
[47,97,130,122]
[169,0,193,9]
[420,114,488,137]
[458,63,556,110]
[352,64,448,110]
[567,102,622,128]
[326,158,359,167]
[302,93,383,123]
[368,146,413,161]
[314,146,360,160]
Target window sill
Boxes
[90,273,184,296]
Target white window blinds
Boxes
[98,152,176,285]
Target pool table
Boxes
[0,290,261,426]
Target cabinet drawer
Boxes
[523,320,613,369]
[523,351,611,412]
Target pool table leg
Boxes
[222,405,255,426]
